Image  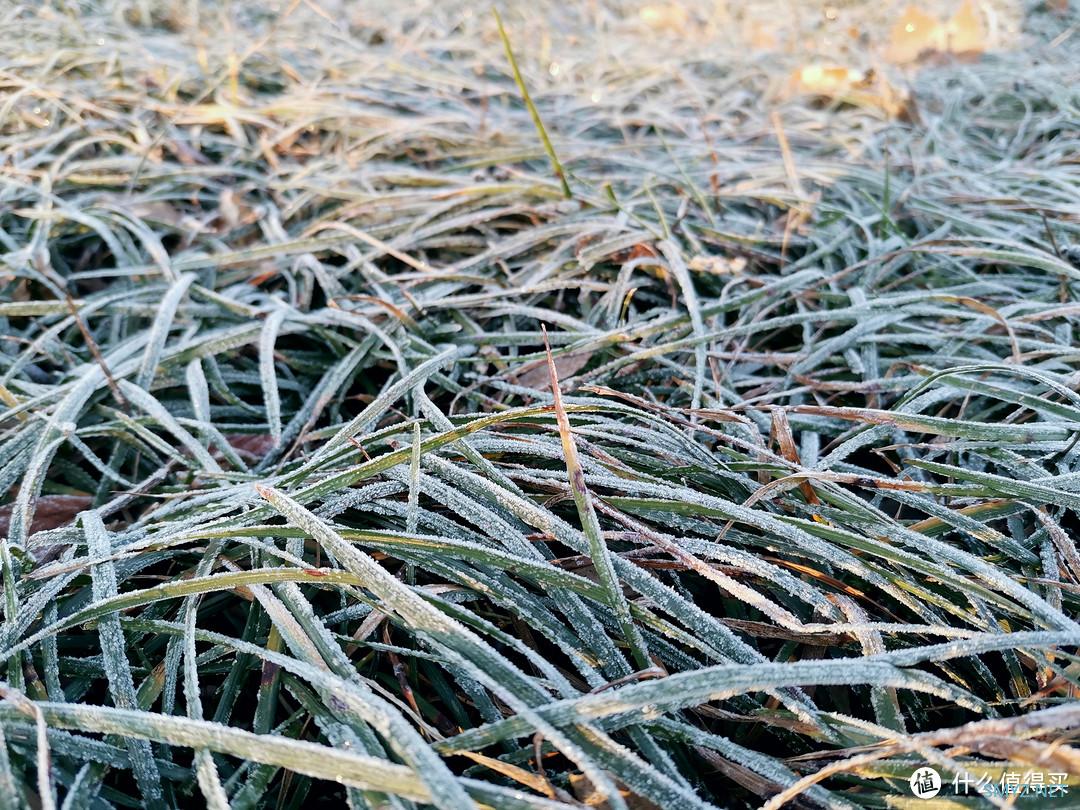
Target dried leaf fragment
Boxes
[688,255,747,275]
[638,3,688,31]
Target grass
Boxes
[1,0,1079,807]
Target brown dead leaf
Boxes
[129,201,185,227]
[770,408,820,506]
[513,352,590,391]
[1024,664,1080,704]
[216,188,262,232]
[225,434,279,460]
[218,188,241,230]
[163,138,208,166]
[569,772,663,809]
[0,494,92,536]
[616,243,659,263]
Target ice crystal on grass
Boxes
[1,0,1079,807]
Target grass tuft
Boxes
[1,1,1079,807]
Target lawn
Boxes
[1,0,1079,807]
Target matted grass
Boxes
[1,1,1079,807]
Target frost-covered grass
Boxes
[1,1,1080,807]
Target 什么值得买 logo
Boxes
[905,766,1070,799]
[909,767,941,799]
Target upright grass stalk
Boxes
[543,326,651,670]
[493,8,573,199]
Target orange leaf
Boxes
[887,5,944,63]
[944,0,987,54]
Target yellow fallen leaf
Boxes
[689,255,747,275]
[943,0,987,54]
[887,5,944,63]
[791,63,866,96]
[887,2,990,64]
[787,64,909,119]
[639,3,688,31]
